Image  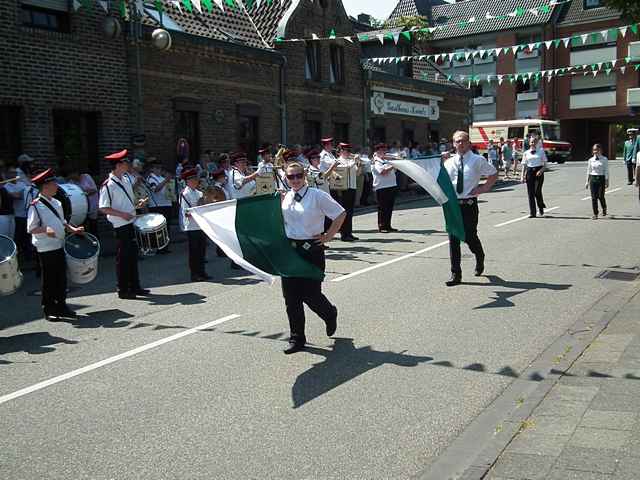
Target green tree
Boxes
[386,15,432,43]
[603,0,640,22]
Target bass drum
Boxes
[0,235,22,296]
[55,183,88,226]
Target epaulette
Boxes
[30,198,40,206]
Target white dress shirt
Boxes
[99,173,136,229]
[308,166,330,194]
[521,150,547,169]
[27,196,66,252]
[337,155,358,190]
[230,168,256,199]
[179,186,203,232]
[319,149,337,172]
[444,150,497,199]
[587,155,609,179]
[372,154,397,190]
[147,173,172,207]
[282,186,345,240]
[257,161,275,175]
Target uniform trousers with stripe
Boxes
[39,248,67,310]
[449,200,484,275]
[187,230,207,277]
[525,167,546,216]
[114,223,141,294]
[376,186,397,230]
[281,241,334,344]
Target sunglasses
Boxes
[286,173,305,180]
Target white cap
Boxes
[627,128,638,134]
[17,153,34,163]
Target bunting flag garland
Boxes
[363,23,640,66]
[409,58,640,86]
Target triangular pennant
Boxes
[401,31,411,41]
[344,36,354,43]
[486,12,495,19]
[468,17,476,23]
[620,26,628,37]
[580,34,588,44]
[377,34,384,45]
[631,24,639,35]
[544,40,553,49]
[600,30,608,42]
[592,71,598,77]
[636,64,640,71]
[562,38,571,48]
[171,0,183,13]
[498,75,504,85]
[329,29,336,39]
[73,0,81,10]
[98,0,109,12]
[393,32,401,45]
[540,4,550,14]
[201,0,212,11]
[621,66,626,74]
[191,0,202,13]
[530,8,539,16]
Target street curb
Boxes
[413,279,640,480]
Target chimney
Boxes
[357,13,372,26]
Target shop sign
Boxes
[371,92,439,120]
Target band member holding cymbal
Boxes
[280,162,346,354]
[27,169,85,320]
[179,167,210,281]
[99,149,150,299]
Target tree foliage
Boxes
[385,15,432,42]
[603,0,640,22]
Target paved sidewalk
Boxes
[486,282,640,480]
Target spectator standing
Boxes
[500,138,514,180]
[585,143,609,220]
[623,128,638,185]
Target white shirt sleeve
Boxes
[316,189,345,220]
[26,203,40,233]
[99,184,111,209]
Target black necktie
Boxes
[456,156,464,194]
[294,193,303,202]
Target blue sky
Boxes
[342,0,396,22]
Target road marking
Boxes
[582,186,622,201]
[494,207,560,228]
[0,314,241,406]
[332,240,450,282]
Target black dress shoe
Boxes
[283,342,305,355]
[326,306,338,337]
[57,305,77,319]
[118,292,137,300]
[341,236,355,242]
[388,227,399,232]
[528,214,536,218]
[43,309,58,320]
[445,274,462,287]
[133,288,151,296]
[475,256,485,277]
[379,229,390,233]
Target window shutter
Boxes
[21,0,69,12]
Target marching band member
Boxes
[372,143,398,233]
[336,143,359,242]
[307,149,331,194]
[211,168,231,200]
[179,168,211,281]
[229,152,258,199]
[275,150,298,192]
[257,145,275,175]
[294,144,310,168]
[444,131,498,287]
[320,137,337,172]
[98,149,150,300]
[280,162,346,354]
[146,161,173,254]
[27,169,84,319]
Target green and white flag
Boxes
[389,155,466,242]
[189,195,324,285]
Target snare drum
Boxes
[65,233,100,284]
[329,166,349,191]
[55,183,88,226]
[255,174,276,196]
[0,235,22,296]
[134,213,169,255]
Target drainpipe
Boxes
[363,69,371,147]
[275,52,288,146]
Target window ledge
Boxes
[19,25,75,40]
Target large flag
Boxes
[189,195,324,284]
[389,155,466,242]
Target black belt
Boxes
[458,198,477,206]
[289,238,321,250]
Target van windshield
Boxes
[542,124,561,141]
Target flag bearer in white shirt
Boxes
[280,162,346,354]
[372,143,398,233]
[99,149,150,300]
[179,168,211,281]
[520,142,548,218]
[27,169,84,320]
[585,143,609,220]
[444,131,498,287]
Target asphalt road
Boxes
[1,161,639,480]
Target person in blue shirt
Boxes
[622,128,638,185]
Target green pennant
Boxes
[515,7,525,16]
[458,21,468,28]
[201,0,212,12]
[607,28,618,41]
[496,15,507,20]
[119,0,126,17]
[635,64,640,71]
[553,39,561,48]
[80,0,92,10]
[626,56,632,63]
[275,37,284,43]
[329,29,336,39]
[591,33,599,43]
[401,31,412,41]
[571,36,581,47]
[154,0,163,11]
[591,63,597,70]
[447,75,452,81]
[225,0,235,8]
[631,24,639,35]
[503,47,510,54]
[360,34,369,41]
[182,0,192,12]
[385,32,394,40]
[605,68,612,75]
[245,0,254,7]
[540,4,550,14]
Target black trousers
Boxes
[39,248,67,310]
[376,186,397,230]
[115,223,141,294]
[525,167,546,216]
[149,206,172,251]
[589,175,607,215]
[187,230,207,276]
[627,162,636,183]
[281,241,334,344]
[361,173,373,205]
[13,217,32,258]
[338,188,356,238]
[449,201,484,275]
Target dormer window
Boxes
[584,0,603,9]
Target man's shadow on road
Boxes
[463,275,572,309]
[292,338,432,409]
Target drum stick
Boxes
[0,177,20,185]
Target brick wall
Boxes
[275,0,365,146]
[0,3,130,176]
[495,33,517,120]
